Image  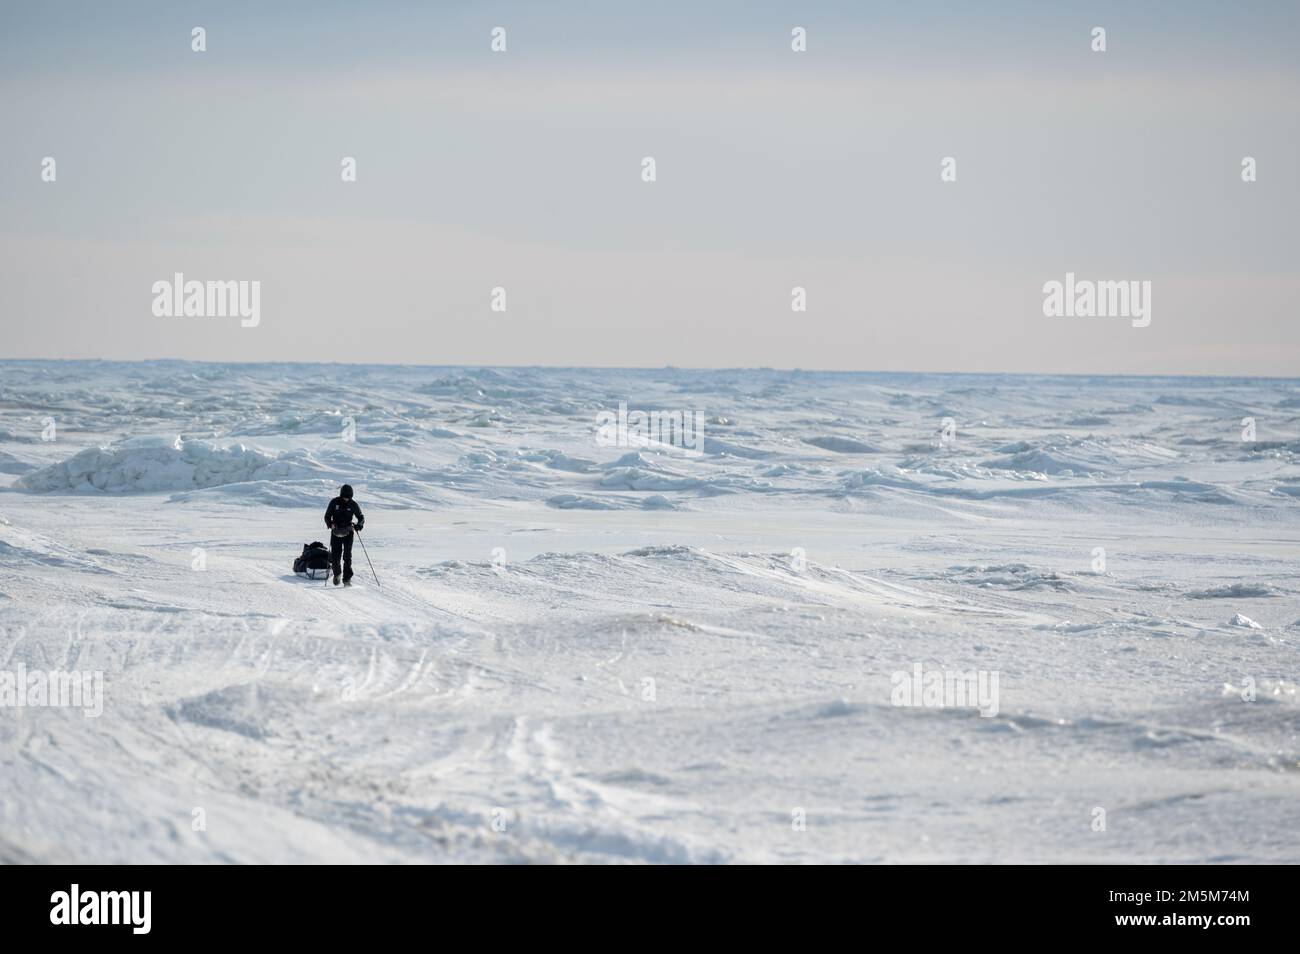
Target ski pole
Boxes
[355,529,380,588]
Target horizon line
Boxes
[2,355,1297,384]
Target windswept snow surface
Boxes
[1,361,1298,863]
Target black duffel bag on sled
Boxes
[293,541,332,580]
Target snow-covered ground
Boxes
[1,361,1298,863]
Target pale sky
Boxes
[2,1,1297,375]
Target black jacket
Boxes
[324,496,365,535]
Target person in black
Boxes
[324,484,365,585]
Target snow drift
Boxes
[2,361,1299,864]
[16,436,323,493]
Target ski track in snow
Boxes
[1,362,1299,863]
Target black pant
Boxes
[330,532,353,581]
